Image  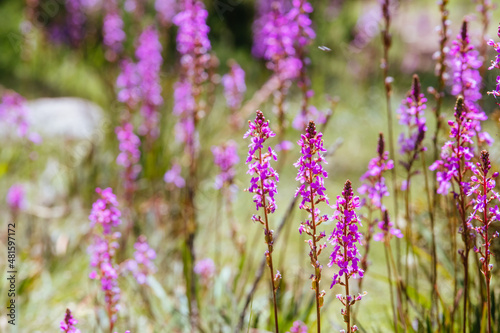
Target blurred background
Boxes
[0,0,500,332]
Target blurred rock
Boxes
[26,97,104,140]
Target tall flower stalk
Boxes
[397,75,427,306]
[448,20,492,148]
[487,23,500,105]
[467,151,499,333]
[60,308,80,333]
[329,180,365,333]
[429,96,474,332]
[380,0,400,269]
[295,121,328,332]
[244,110,280,333]
[88,188,122,333]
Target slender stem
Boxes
[384,241,399,333]
[482,172,491,333]
[258,148,280,333]
[345,273,350,333]
[309,153,321,333]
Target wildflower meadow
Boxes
[2,0,500,332]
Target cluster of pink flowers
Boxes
[125,235,157,285]
[448,21,492,146]
[115,27,163,140]
[103,1,126,62]
[116,60,141,109]
[155,0,178,26]
[164,162,186,188]
[467,151,499,270]
[430,97,474,195]
[60,308,80,333]
[135,27,163,139]
[89,187,122,234]
[286,320,308,333]
[222,61,246,112]
[328,180,364,287]
[295,121,329,236]
[212,141,239,189]
[358,134,394,211]
[194,258,216,285]
[88,187,122,330]
[244,110,279,213]
[6,184,26,212]
[373,210,403,242]
[0,91,41,144]
[172,0,212,150]
[115,123,141,194]
[397,75,427,157]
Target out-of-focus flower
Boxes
[194,258,215,284]
[103,9,126,62]
[222,61,246,111]
[116,60,141,109]
[6,184,26,212]
[155,0,178,26]
[0,91,41,144]
[448,20,491,146]
[60,308,80,333]
[164,163,185,188]
[125,235,157,284]
[212,141,239,189]
[115,123,141,194]
[286,320,308,333]
[135,26,163,139]
[487,22,500,105]
[89,187,122,235]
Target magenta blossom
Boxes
[60,308,80,333]
[448,20,491,146]
[194,258,215,284]
[89,187,122,235]
[328,180,364,287]
[116,60,141,109]
[244,110,279,214]
[164,163,186,188]
[103,8,126,61]
[429,96,474,195]
[222,61,246,111]
[487,23,500,104]
[0,91,41,144]
[125,235,157,285]
[7,184,26,212]
[212,141,239,189]
[116,123,141,194]
[155,0,178,26]
[286,320,308,333]
[373,211,403,242]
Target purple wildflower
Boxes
[467,150,499,331]
[155,0,178,26]
[88,188,122,330]
[164,163,186,188]
[373,210,403,242]
[65,0,86,46]
[429,96,474,195]
[60,308,80,333]
[135,26,163,139]
[172,0,212,151]
[125,235,157,285]
[0,91,41,144]
[116,60,141,109]
[487,23,500,104]
[286,320,308,333]
[294,121,328,328]
[221,61,246,111]
[89,187,122,235]
[397,75,427,157]
[103,9,126,62]
[244,110,279,213]
[328,180,364,287]
[448,20,491,146]
[7,184,26,212]
[116,123,141,194]
[358,133,394,211]
[212,141,239,189]
[194,258,215,284]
